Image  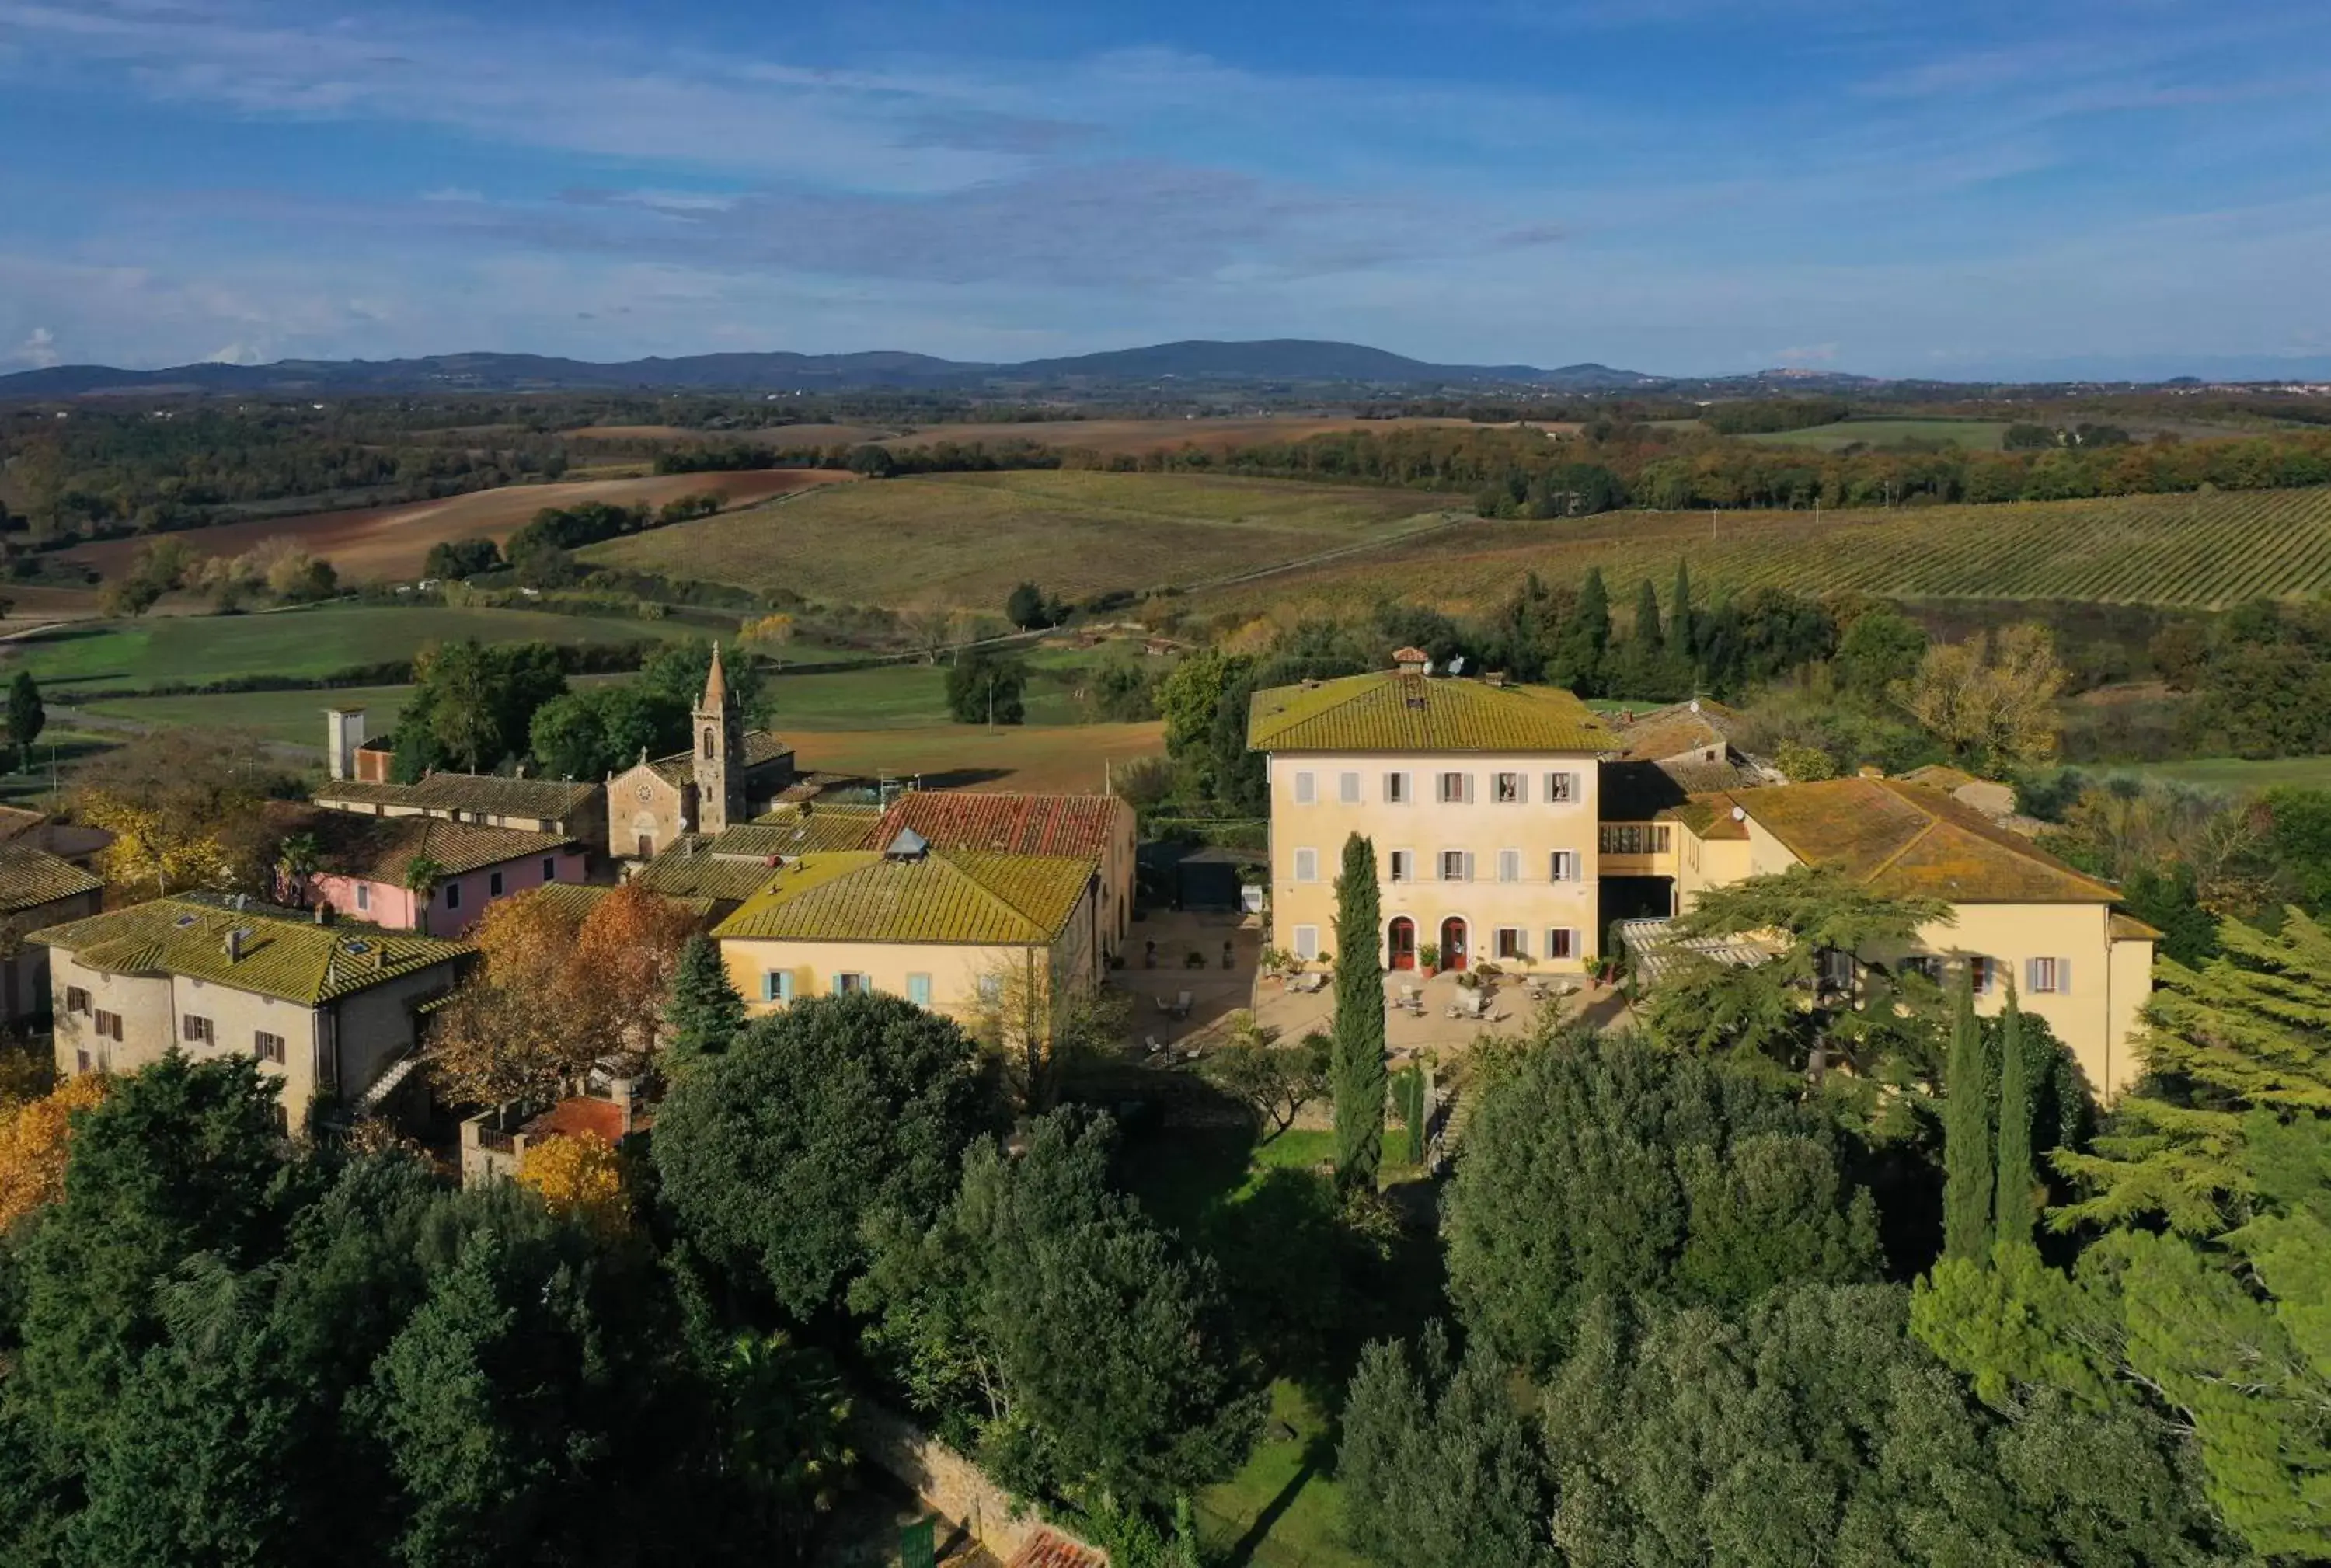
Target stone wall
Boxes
[848,1402,1106,1566]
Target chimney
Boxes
[326,707,367,781]
[1484,671,1508,688]
[1392,646,1430,674]
[225,928,246,963]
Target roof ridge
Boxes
[1859,814,1942,887]
[931,848,1052,941]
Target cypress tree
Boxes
[1669,559,1695,662]
[1332,833,1385,1191]
[1942,972,1993,1261]
[1993,983,2033,1249]
[1631,578,1664,659]
[1551,568,1611,694]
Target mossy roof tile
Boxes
[0,842,101,913]
[1727,778,2120,903]
[1247,672,1615,754]
[28,897,469,1005]
[713,848,1092,946]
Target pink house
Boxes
[271,805,588,937]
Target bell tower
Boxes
[692,643,744,833]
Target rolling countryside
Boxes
[578,468,1458,609]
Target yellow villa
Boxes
[714,829,1103,1023]
[1247,650,1620,977]
[1626,775,2157,1099]
[1249,656,2159,1100]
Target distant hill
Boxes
[0,338,1668,399]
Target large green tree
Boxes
[1549,566,1611,692]
[1340,1322,1550,1568]
[1331,832,1385,1190]
[855,1110,1262,1512]
[1447,1026,1879,1371]
[651,992,988,1317]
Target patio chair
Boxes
[1155,995,1174,1015]
[1145,1036,1166,1055]
[1173,991,1194,1019]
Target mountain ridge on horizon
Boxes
[0,338,1730,399]
[5,337,2319,400]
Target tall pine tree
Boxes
[1942,971,1993,1262]
[664,933,747,1064]
[1669,559,1695,665]
[1993,984,2033,1250]
[1331,833,1385,1191]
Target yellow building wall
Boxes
[720,881,1099,1026]
[1266,750,1603,971]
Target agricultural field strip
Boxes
[1195,486,2331,612]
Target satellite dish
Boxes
[1731,805,1748,821]
[1449,655,1467,675]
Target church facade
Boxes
[606,646,797,860]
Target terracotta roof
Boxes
[1726,778,2120,903]
[716,810,884,856]
[27,897,469,1006]
[277,805,577,883]
[1668,792,1751,840]
[766,772,875,808]
[522,1096,626,1145]
[312,772,601,821]
[0,805,47,842]
[714,848,1093,946]
[1006,1530,1108,1568]
[633,840,787,905]
[0,841,100,913]
[1613,699,1746,764]
[1248,672,1615,754]
[527,880,715,922]
[875,792,1127,862]
[1898,763,1982,792]
[2112,911,2164,941]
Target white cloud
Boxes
[9,326,60,367]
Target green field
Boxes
[580,469,1451,611]
[1202,485,2331,616]
[1751,418,2011,451]
[1,604,689,698]
[2106,756,2331,793]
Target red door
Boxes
[1388,918,1416,970]
[1440,917,1469,972]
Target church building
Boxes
[606,645,797,860]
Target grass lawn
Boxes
[2,604,689,698]
[764,660,1089,730]
[2106,756,2331,793]
[580,469,1449,612]
[1116,1118,1440,1568]
[1749,418,2012,451]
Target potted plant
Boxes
[1418,942,1441,978]
[1259,946,1291,984]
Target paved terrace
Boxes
[1111,908,1629,1062]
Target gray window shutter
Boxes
[1464,852,1475,882]
[2057,957,2071,992]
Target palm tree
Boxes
[402,855,446,936]
[275,831,320,910]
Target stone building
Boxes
[606,645,796,860]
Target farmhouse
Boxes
[714,831,1102,1024]
[607,645,796,860]
[269,804,586,936]
[315,711,608,859]
[630,804,886,918]
[1249,656,2158,1098]
[0,842,104,1023]
[33,896,470,1131]
[869,791,1137,955]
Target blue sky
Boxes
[2,0,2329,378]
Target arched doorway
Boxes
[1387,917,1416,970]
[1439,916,1469,972]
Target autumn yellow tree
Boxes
[741,612,796,650]
[0,1074,109,1231]
[1896,624,2066,773]
[517,1132,628,1232]
[79,793,235,896]
[427,882,698,1107]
